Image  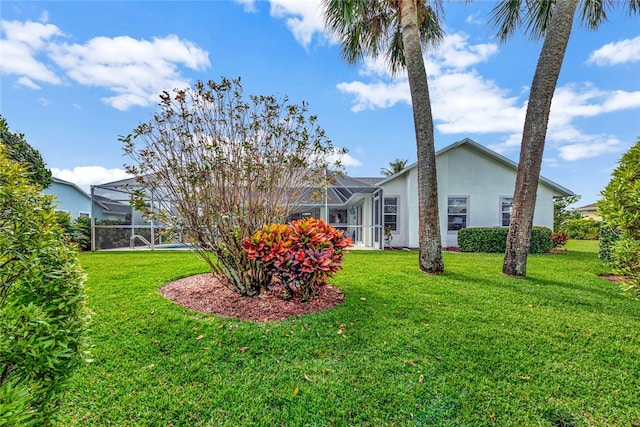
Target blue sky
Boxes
[1,1,639,205]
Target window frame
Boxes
[500,196,513,227]
[447,196,469,231]
[383,196,399,233]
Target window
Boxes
[79,212,90,218]
[384,197,398,231]
[448,197,468,231]
[501,197,513,227]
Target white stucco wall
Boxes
[381,142,560,248]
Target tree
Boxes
[492,0,639,277]
[0,147,90,425]
[0,115,52,188]
[598,137,640,295]
[553,194,581,232]
[323,0,445,273]
[381,158,409,176]
[122,77,343,296]
[599,138,640,240]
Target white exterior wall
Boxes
[381,143,560,248]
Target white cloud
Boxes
[557,137,622,161]
[334,30,640,165]
[2,18,211,111]
[269,0,326,48]
[587,35,640,66]
[337,80,410,112]
[37,97,49,106]
[48,34,211,110]
[431,33,498,71]
[234,0,257,13]
[52,166,130,191]
[16,76,41,89]
[338,152,363,168]
[0,19,63,84]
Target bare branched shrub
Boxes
[121,77,344,296]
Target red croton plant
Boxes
[242,218,351,301]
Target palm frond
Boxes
[490,0,525,42]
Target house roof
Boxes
[575,203,598,211]
[297,173,381,206]
[50,176,91,200]
[93,194,131,215]
[376,138,573,197]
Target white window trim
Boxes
[499,196,513,227]
[383,195,400,234]
[447,195,470,232]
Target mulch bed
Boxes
[159,273,344,322]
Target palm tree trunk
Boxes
[503,0,578,277]
[400,0,444,274]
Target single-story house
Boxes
[378,138,573,247]
[44,177,92,218]
[574,203,601,220]
[292,138,573,248]
[91,138,572,250]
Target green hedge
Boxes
[458,227,553,253]
[561,218,601,240]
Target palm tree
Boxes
[381,158,409,176]
[323,0,445,274]
[492,0,639,277]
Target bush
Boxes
[54,213,91,251]
[609,237,640,296]
[561,218,601,240]
[123,77,343,296]
[243,218,351,301]
[598,225,620,264]
[458,227,552,254]
[551,233,568,249]
[0,149,90,426]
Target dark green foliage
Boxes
[458,227,552,253]
[0,115,52,188]
[54,212,92,251]
[598,225,619,263]
[0,149,90,426]
[561,218,601,240]
[458,227,509,253]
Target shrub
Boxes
[0,149,90,426]
[551,233,568,249]
[122,77,344,296]
[561,218,601,240]
[458,227,552,253]
[243,218,351,301]
[609,237,640,296]
[598,138,640,292]
[598,225,620,263]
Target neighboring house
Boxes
[574,203,601,221]
[44,177,91,218]
[92,138,573,249]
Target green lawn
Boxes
[58,241,639,426]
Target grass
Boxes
[57,241,640,426]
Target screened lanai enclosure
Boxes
[90,174,386,251]
[90,177,165,250]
